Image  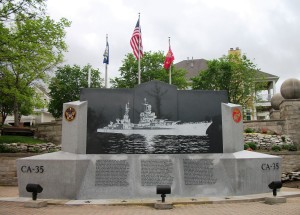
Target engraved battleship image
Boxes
[97,98,212,136]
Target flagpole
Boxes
[168,37,172,85]
[105,34,108,88]
[138,13,141,85]
[88,67,91,88]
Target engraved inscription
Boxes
[21,165,44,174]
[95,160,129,186]
[141,160,173,186]
[261,163,279,170]
[183,159,217,185]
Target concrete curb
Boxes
[1,188,300,206]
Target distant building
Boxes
[174,57,208,82]
[174,48,279,120]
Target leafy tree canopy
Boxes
[111,51,188,89]
[48,65,103,118]
[0,0,45,22]
[191,54,266,106]
[0,0,70,126]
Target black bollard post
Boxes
[161,194,166,203]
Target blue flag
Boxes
[103,41,109,64]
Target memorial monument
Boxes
[17,81,281,199]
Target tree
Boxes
[0,7,70,126]
[191,54,266,107]
[0,0,47,126]
[0,0,46,63]
[48,65,103,118]
[111,51,188,89]
[0,0,45,22]
[0,70,42,125]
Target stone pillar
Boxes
[61,101,87,154]
[270,110,280,120]
[222,103,244,153]
[280,99,300,146]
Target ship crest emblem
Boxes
[65,107,76,121]
[232,108,242,123]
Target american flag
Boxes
[130,18,143,60]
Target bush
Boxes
[288,145,298,151]
[244,143,249,150]
[244,128,254,133]
[0,135,44,144]
[0,144,18,153]
[271,145,281,152]
[281,144,290,150]
[247,142,257,150]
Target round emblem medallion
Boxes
[65,107,76,121]
[232,108,242,123]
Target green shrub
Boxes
[0,144,7,152]
[281,144,290,150]
[244,128,254,133]
[0,144,18,153]
[288,145,298,151]
[271,145,281,152]
[244,143,249,150]
[247,142,257,150]
[0,135,44,144]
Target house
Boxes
[174,48,279,120]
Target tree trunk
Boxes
[13,101,20,127]
[1,112,7,125]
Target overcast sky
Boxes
[47,0,300,91]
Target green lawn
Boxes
[0,135,44,144]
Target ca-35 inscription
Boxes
[261,163,279,171]
[21,166,44,173]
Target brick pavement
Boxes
[0,186,300,215]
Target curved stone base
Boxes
[16,151,281,200]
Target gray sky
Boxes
[47,0,300,91]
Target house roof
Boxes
[174,59,208,80]
[256,70,279,82]
[174,58,279,83]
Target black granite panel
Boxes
[80,81,228,154]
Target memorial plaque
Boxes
[95,160,129,186]
[81,81,228,154]
[183,159,217,185]
[141,159,173,186]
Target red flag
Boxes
[130,18,143,60]
[164,47,174,70]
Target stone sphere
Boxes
[271,93,284,110]
[280,78,300,99]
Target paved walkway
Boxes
[1,186,300,215]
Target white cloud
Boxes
[47,0,300,89]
